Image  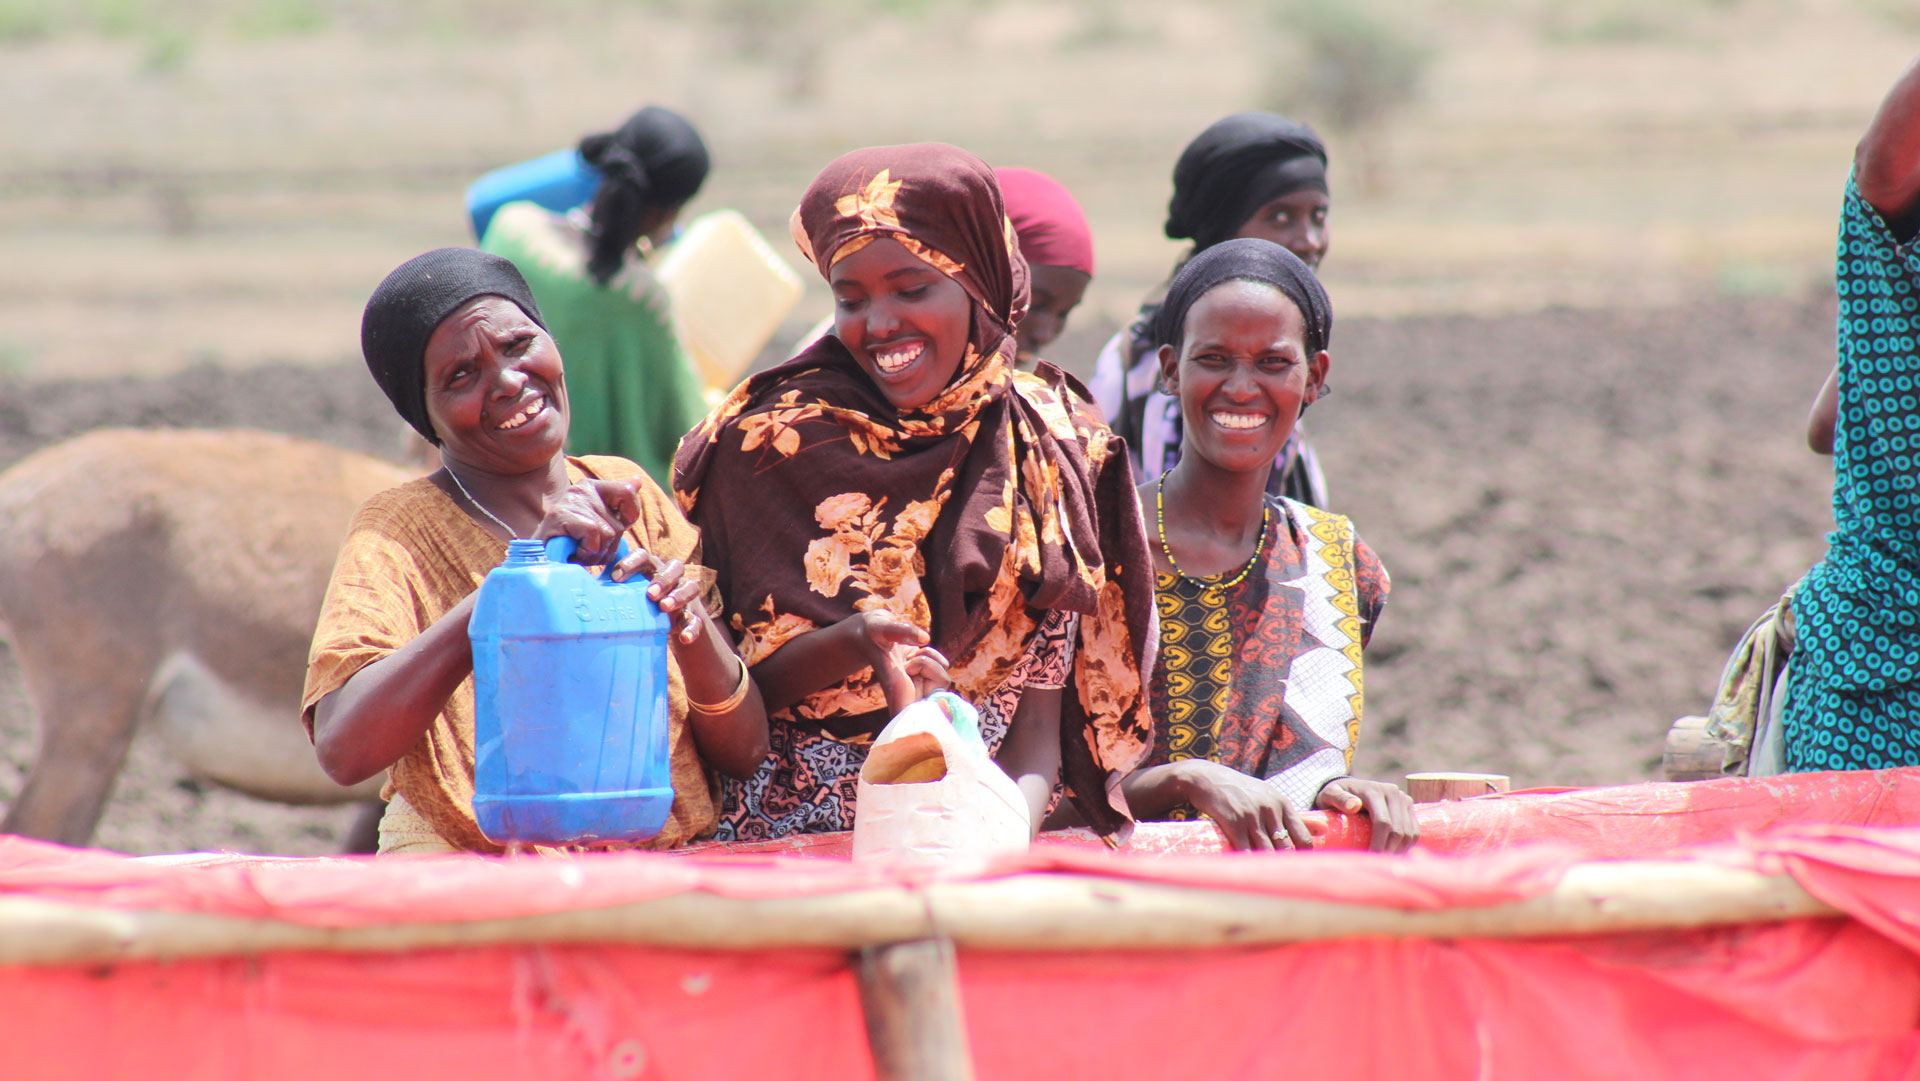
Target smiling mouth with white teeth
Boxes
[872,341,925,375]
[1210,411,1271,430]
[496,396,545,431]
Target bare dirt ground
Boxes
[0,0,1901,852]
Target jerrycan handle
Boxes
[543,535,634,583]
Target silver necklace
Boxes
[445,468,521,539]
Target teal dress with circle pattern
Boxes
[1784,173,1920,771]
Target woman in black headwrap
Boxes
[1089,112,1336,507]
[480,106,713,486]
[1120,237,1416,853]
[303,247,767,855]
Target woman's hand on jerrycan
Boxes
[885,645,950,715]
[530,477,707,646]
[612,548,711,646]
[535,477,642,565]
[837,611,951,715]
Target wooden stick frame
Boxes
[859,938,976,1081]
[0,860,1836,967]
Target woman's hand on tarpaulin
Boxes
[1315,777,1420,853]
[1181,760,1318,851]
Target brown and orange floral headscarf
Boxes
[674,143,1153,838]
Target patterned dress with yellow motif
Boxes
[1146,496,1388,814]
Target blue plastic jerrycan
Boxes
[465,148,602,241]
[469,536,674,846]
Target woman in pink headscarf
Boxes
[996,167,1095,370]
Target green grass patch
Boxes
[1716,260,1796,299]
[233,0,329,39]
[0,0,332,44]
[0,0,58,43]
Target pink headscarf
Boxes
[995,167,1095,278]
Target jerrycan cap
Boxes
[504,538,547,564]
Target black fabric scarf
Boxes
[577,106,711,285]
[578,105,710,210]
[1164,112,1329,253]
[360,247,546,444]
[1148,236,1332,355]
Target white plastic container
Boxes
[653,210,805,395]
[852,692,1032,866]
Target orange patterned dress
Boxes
[302,457,722,854]
[674,143,1154,842]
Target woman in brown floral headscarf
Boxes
[674,143,1154,842]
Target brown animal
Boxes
[0,429,412,848]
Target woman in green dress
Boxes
[480,106,711,486]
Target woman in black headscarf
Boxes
[304,247,767,854]
[480,106,713,486]
[1121,237,1416,853]
[1089,112,1335,507]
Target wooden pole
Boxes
[0,859,1839,965]
[1663,715,1729,782]
[856,938,976,1081]
[1406,772,1510,803]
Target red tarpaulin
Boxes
[4,769,1920,1080]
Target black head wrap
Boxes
[1164,112,1328,253]
[359,247,546,445]
[1148,237,1332,357]
[577,105,711,285]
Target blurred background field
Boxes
[6,0,1917,379]
[1,0,1915,852]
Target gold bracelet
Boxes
[687,654,752,715]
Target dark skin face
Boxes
[1014,262,1092,361]
[421,296,569,479]
[829,236,974,412]
[317,295,775,790]
[1157,280,1329,474]
[1234,189,1330,269]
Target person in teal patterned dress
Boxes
[1785,54,1920,772]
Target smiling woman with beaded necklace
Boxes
[1123,238,1417,853]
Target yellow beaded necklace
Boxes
[1154,470,1271,592]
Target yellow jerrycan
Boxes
[653,209,804,397]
